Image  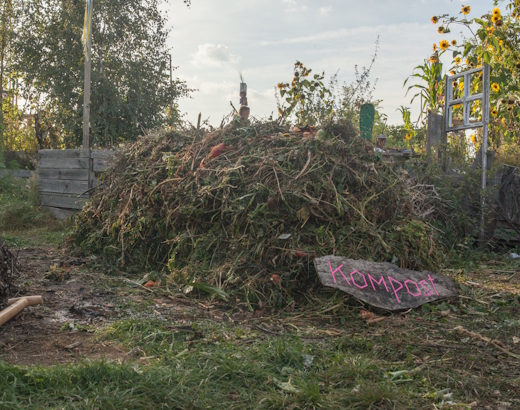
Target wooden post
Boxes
[82,37,92,150]
[82,1,93,190]
[480,64,491,244]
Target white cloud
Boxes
[319,6,332,16]
[191,44,240,67]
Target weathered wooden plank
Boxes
[37,178,89,195]
[37,168,89,181]
[0,169,34,179]
[42,206,77,220]
[38,149,90,159]
[38,157,89,170]
[39,193,88,210]
[314,256,459,311]
[91,150,115,159]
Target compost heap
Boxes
[0,239,16,309]
[75,119,443,300]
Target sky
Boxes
[164,0,492,127]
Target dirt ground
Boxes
[0,246,272,366]
[0,247,128,365]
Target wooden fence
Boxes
[0,169,35,180]
[37,149,114,219]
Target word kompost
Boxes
[314,256,459,311]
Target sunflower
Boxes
[438,26,445,34]
[458,82,465,92]
[451,39,457,46]
[491,108,498,116]
[277,83,284,89]
[491,83,500,92]
[492,7,501,17]
[278,108,283,115]
[433,43,437,52]
[492,14,501,24]
[431,16,439,24]
[404,133,412,141]
[430,56,439,64]
[450,70,456,75]
[462,5,471,15]
[455,56,461,64]
[499,40,503,46]
[440,40,450,50]
[487,26,495,35]
[470,134,476,144]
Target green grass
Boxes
[0,320,420,409]
[0,175,71,247]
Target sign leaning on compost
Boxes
[314,256,459,311]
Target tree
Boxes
[14,0,192,148]
[0,0,15,164]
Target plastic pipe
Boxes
[7,296,43,307]
[0,296,44,328]
[0,298,29,328]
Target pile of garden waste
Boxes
[74,118,443,302]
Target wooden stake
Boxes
[82,11,92,150]
[197,112,201,130]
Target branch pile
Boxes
[74,119,443,300]
[0,239,17,309]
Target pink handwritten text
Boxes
[329,264,439,304]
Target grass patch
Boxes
[0,319,419,409]
[0,176,70,247]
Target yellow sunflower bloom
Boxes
[499,40,503,46]
[430,56,439,64]
[458,82,464,92]
[462,5,471,15]
[491,83,500,92]
[470,134,476,144]
[487,26,495,34]
[431,16,439,24]
[492,7,501,17]
[491,109,498,117]
[404,133,412,141]
[501,118,506,127]
[454,56,461,64]
[450,70,456,75]
[492,15,501,24]
[438,26,445,34]
[433,43,437,52]
[440,40,450,50]
[451,39,457,46]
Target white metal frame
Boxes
[444,64,491,241]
